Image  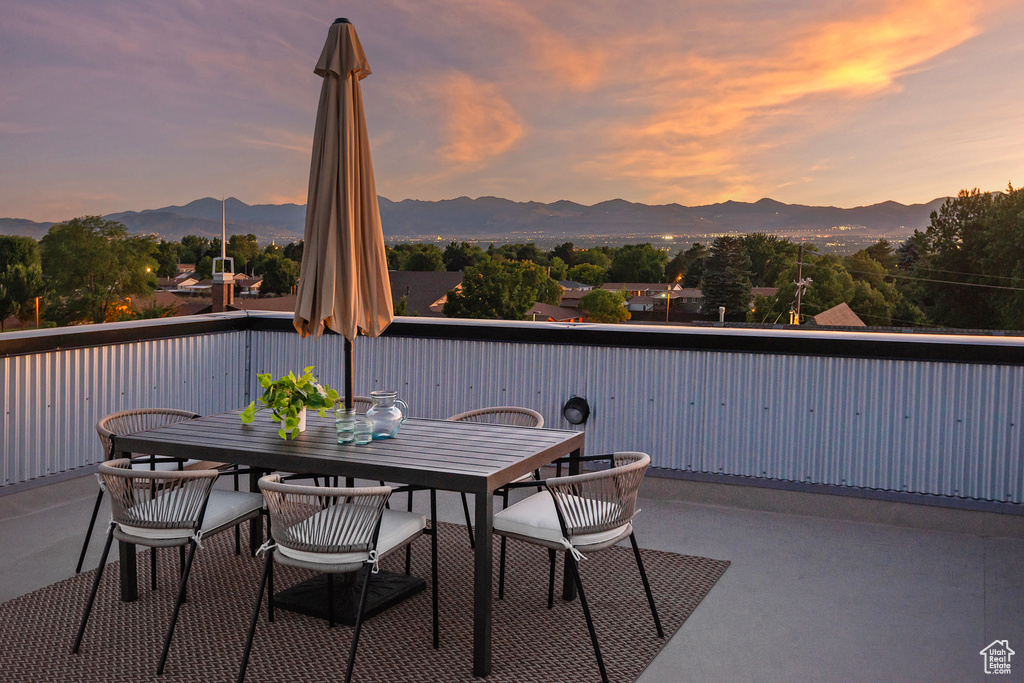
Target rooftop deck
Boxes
[2,313,1023,680]
[3,472,1022,681]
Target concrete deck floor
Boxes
[2,473,1023,682]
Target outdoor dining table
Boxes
[113,409,585,677]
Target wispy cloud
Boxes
[439,72,524,165]
[592,0,994,201]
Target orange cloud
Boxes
[597,0,994,202]
[440,73,524,165]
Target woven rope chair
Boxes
[446,407,544,552]
[238,475,440,683]
[493,452,663,683]
[76,408,203,577]
[73,459,264,675]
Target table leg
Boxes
[562,447,582,601]
[472,489,494,677]
[119,540,137,602]
[249,468,265,555]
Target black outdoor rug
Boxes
[0,522,728,683]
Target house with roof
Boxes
[388,270,464,317]
[527,302,583,322]
[806,302,866,327]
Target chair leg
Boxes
[157,539,198,675]
[72,522,115,654]
[237,549,273,683]
[327,573,335,628]
[568,556,608,683]
[498,537,507,600]
[344,564,374,683]
[151,547,158,591]
[430,488,439,649]
[75,489,104,574]
[178,545,187,603]
[405,490,413,575]
[629,533,664,638]
[235,474,241,555]
[267,553,274,622]
[547,549,557,609]
[460,492,475,549]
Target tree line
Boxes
[0,216,305,330]
[3,184,1022,330]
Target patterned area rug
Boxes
[0,522,728,682]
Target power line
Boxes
[900,263,1024,284]
[795,262,1024,293]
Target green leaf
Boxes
[239,402,257,423]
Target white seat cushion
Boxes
[118,489,263,540]
[494,492,628,548]
[277,508,426,566]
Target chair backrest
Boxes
[544,452,650,537]
[447,406,544,428]
[352,396,373,414]
[96,408,199,461]
[259,474,391,555]
[99,458,218,531]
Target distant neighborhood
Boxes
[3,185,1024,333]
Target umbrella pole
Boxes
[344,337,354,412]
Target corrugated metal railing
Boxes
[2,312,1022,508]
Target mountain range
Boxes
[0,195,948,244]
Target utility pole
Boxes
[791,244,812,325]
[795,244,803,323]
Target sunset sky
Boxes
[1,0,1022,222]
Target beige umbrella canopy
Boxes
[294,18,392,341]
[294,19,393,407]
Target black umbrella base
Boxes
[274,571,425,626]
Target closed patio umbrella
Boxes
[294,18,393,410]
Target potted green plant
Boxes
[240,366,339,440]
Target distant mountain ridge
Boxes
[0,195,948,243]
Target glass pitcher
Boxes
[365,390,408,439]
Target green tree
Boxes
[40,216,157,325]
[550,242,576,268]
[443,257,544,320]
[607,243,668,283]
[858,239,898,272]
[567,263,607,287]
[575,248,612,269]
[258,253,299,296]
[578,289,630,323]
[521,261,562,305]
[0,235,40,271]
[548,256,568,281]
[283,240,304,264]
[155,241,182,278]
[179,235,211,265]
[228,234,261,274]
[0,275,15,332]
[700,236,752,320]
[1,264,47,329]
[404,244,445,271]
[666,243,706,283]
[194,256,214,281]
[738,233,799,287]
[442,241,484,271]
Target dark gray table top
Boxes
[114,410,585,493]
